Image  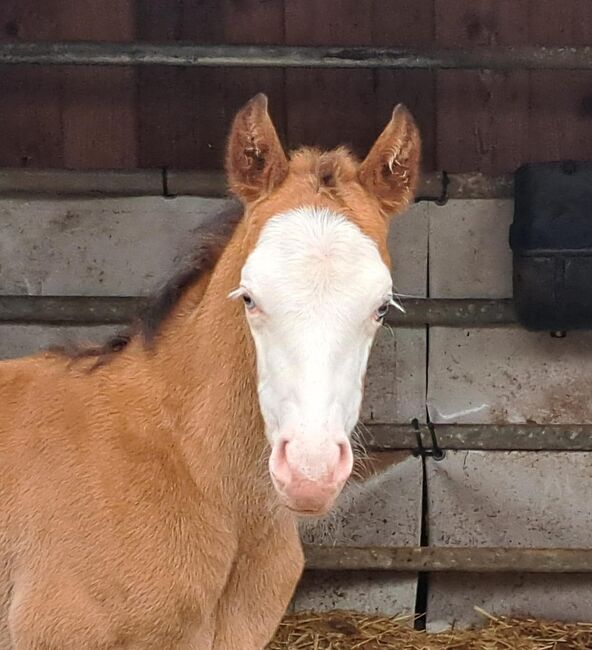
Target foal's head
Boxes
[226,94,420,516]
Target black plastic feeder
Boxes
[511,161,592,332]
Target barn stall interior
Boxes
[1,1,592,647]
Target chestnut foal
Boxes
[0,94,420,649]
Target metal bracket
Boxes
[435,171,449,206]
[412,420,446,461]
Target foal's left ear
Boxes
[225,93,289,204]
[359,104,421,218]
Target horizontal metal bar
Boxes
[385,298,516,327]
[0,296,144,325]
[0,296,516,327]
[0,169,163,197]
[165,170,228,198]
[2,42,592,70]
[444,172,513,200]
[0,169,513,200]
[169,171,514,201]
[365,423,592,452]
[166,171,452,200]
[433,424,592,452]
[304,545,592,573]
[361,425,421,450]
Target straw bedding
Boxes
[268,609,592,649]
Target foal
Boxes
[0,94,420,649]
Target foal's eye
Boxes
[376,302,390,321]
[242,294,257,311]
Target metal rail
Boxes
[304,545,592,573]
[366,423,592,452]
[0,296,516,327]
[2,42,592,70]
[387,299,516,327]
[0,169,513,200]
[0,169,164,197]
[0,296,143,325]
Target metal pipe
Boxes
[168,170,514,201]
[366,423,592,452]
[385,298,516,327]
[444,172,513,200]
[0,296,516,327]
[433,423,592,452]
[304,545,592,573]
[0,296,143,325]
[0,169,164,197]
[2,42,592,70]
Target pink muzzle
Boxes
[269,436,353,515]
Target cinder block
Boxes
[428,199,513,299]
[0,196,233,296]
[294,453,423,615]
[390,202,429,298]
[362,328,426,425]
[426,451,592,629]
[428,327,592,424]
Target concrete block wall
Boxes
[2,195,592,625]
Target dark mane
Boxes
[52,203,243,368]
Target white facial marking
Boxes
[235,207,392,512]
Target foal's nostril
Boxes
[277,437,289,459]
[338,441,349,463]
[270,437,291,487]
[334,440,354,484]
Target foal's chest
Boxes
[84,512,238,646]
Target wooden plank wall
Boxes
[0,0,590,173]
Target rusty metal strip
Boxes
[304,545,592,573]
[0,169,163,197]
[0,169,513,200]
[2,42,592,70]
[0,296,516,327]
[443,172,513,200]
[168,170,514,201]
[385,299,516,327]
[432,424,592,452]
[0,296,144,325]
[165,170,228,198]
[364,423,592,452]
[359,425,421,451]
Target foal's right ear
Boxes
[225,94,289,204]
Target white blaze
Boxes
[237,207,392,463]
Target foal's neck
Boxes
[151,219,267,488]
